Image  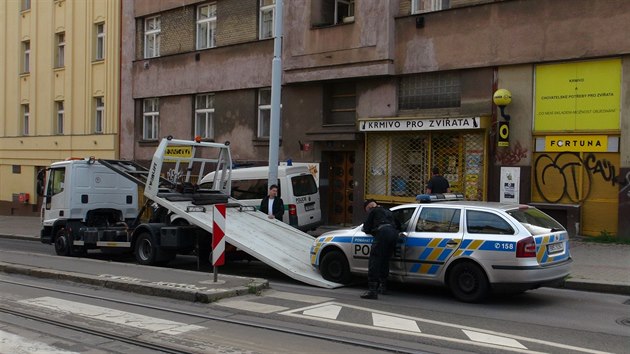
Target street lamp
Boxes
[493,88,512,121]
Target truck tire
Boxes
[135,232,157,265]
[54,229,71,256]
[320,250,351,284]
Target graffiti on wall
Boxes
[534,152,621,203]
[495,141,528,165]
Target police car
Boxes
[310,200,572,302]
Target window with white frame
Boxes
[335,0,354,24]
[22,104,30,135]
[195,94,214,139]
[143,98,159,140]
[56,32,65,68]
[196,3,217,49]
[95,23,105,60]
[21,0,31,11]
[259,0,275,39]
[257,88,280,138]
[412,0,450,14]
[22,41,30,73]
[95,97,104,133]
[56,101,64,135]
[144,16,161,58]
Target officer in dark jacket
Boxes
[260,184,284,221]
[361,199,400,299]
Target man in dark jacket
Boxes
[426,167,450,194]
[260,184,284,221]
[361,199,400,299]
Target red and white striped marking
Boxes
[212,204,226,266]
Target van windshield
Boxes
[291,175,317,197]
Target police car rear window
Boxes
[507,207,564,235]
[291,175,317,197]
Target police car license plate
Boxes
[547,242,564,254]
[305,203,315,211]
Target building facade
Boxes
[0,0,121,215]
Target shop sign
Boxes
[545,135,608,152]
[359,117,480,132]
[498,122,509,147]
[534,58,621,131]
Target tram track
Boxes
[0,278,429,354]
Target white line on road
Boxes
[216,299,288,314]
[303,304,342,319]
[264,290,333,304]
[463,330,527,349]
[18,297,204,335]
[372,313,421,333]
[0,329,79,354]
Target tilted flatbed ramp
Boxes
[156,198,342,289]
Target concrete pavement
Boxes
[1,215,629,301]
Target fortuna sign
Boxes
[359,117,480,132]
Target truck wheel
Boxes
[135,233,157,265]
[54,229,71,256]
[320,250,351,284]
[448,261,490,303]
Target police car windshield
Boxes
[507,207,565,235]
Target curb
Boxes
[0,234,40,242]
[562,278,630,296]
[0,262,269,303]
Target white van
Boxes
[199,165,322,231]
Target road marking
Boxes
[303,304,342,319]
[216,299,288,314]
[282,302,608,353]
[464,330,527,349]
[18,297,204,335]
[372,313,421,333]
[264,290,333,303]
[0,329,79,354]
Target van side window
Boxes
[231,179,270,199]
[291,175,317,197]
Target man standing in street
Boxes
[426,167,450,194]
[260,184,285,221]
[361,199,400,300]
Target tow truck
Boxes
[39,137,339,288]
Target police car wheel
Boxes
[448,261,490,303]
[320,250,351,284]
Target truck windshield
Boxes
[507,207,564,235]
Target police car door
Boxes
[388,206,420,276]
[403,205,463,279]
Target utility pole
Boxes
[268,0,283,188]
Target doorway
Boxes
[324,151,355,226]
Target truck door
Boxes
[44,167,67,217]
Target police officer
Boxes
[361,199,400,300]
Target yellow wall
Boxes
[0,0,121,207]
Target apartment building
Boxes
[0,0,121,215]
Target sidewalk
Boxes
[1,215,629,297]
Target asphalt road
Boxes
[2,237,629,354]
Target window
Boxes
[399,71,460,110]
[416,207,460,233]
[229,179,269,199]
[94,97,104,133]
[257,88,272,138]
[21,0,31,11]
[259,0,275,39]
[143,98,159,140]
[22,41,30,73]
[466,210,514,235]
[324,82,356,125]
[507,207,564,236]
[144,16,161,58]
[197,3,217,49]
[412,0,450,14]
[195,94,214,139]
[48,168,66,196]
[56,32,65,68]
[95,23,105,60]
[335,0,354,24]
[55,101,64,135]
[21,104,30,135]
[391,207,417,232]
[291,175,318,197]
